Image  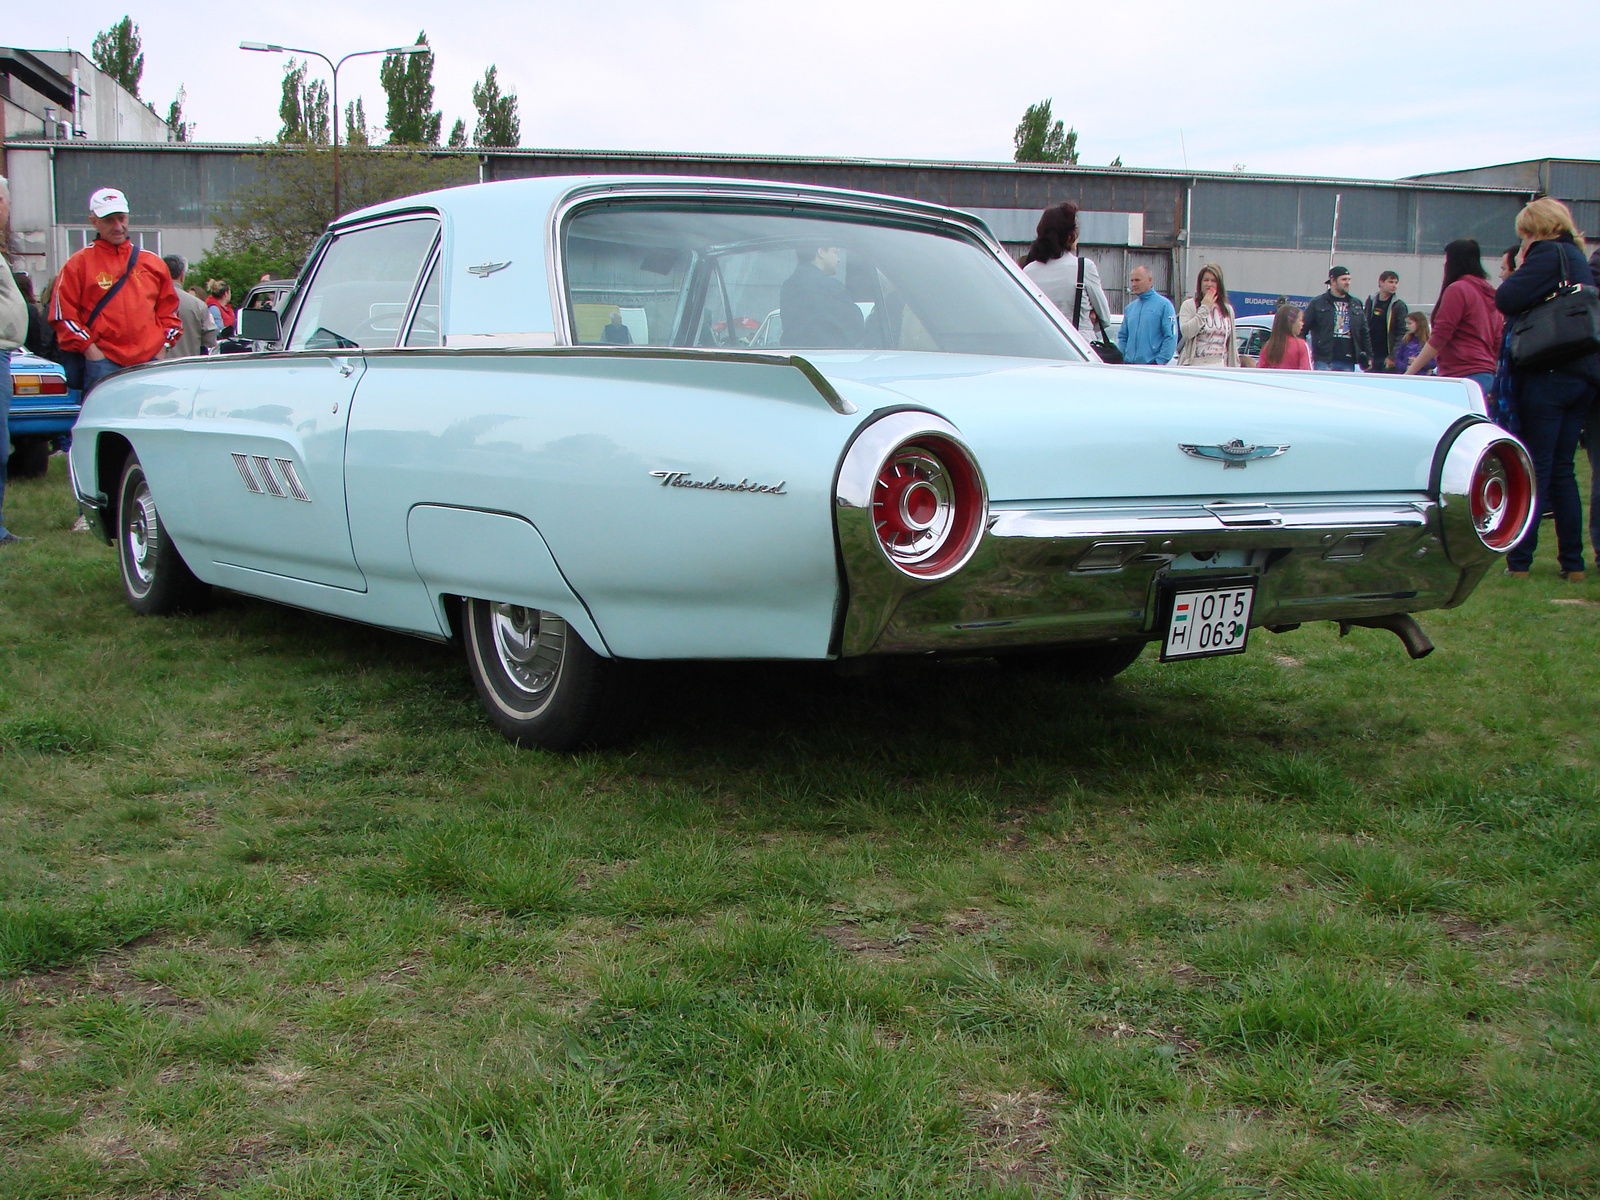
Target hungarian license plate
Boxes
[1162,582,1254,660]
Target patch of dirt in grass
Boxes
[818,923,930,956]
[945,908,1001,935]
[1169,962,1219,986]
[174,1133,293,1197]
[1434,915,1496,942]
[8,943,204,1018]
[1549,598,1597,607]
[1356,1093,1458,1123]
[966,1088,1061,1185]
[1270,652,1305,667]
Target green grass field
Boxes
[2,455,1598,1199]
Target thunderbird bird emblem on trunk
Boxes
[1178,439,1290,468]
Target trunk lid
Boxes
[809,353,1475,502]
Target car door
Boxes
[185,216,439,590]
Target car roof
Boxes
[331,174,995,238]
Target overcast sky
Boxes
[10,1,1597,181]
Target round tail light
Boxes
[1469,439,1534,551]
[871,434,985,578]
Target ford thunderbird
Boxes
[67,176,1535,749]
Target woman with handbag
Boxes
[1176,264,1239,368]
[1495,198,1599,581]
[1021,202,1116,354]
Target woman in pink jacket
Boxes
[1403,239,1502,395]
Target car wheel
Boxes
[117,454,210,614]
[462,598,635,750]
[1003,639,1147,681]
[7,437,51,479]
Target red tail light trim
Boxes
[870,434,985,578]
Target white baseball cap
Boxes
[89,187,130,217]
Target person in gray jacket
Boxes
[162,255,218,359]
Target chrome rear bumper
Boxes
[840,494,1482,656]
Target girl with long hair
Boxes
[1256,303,1309,369]
[1496,198,1599,581]
[1392,312,1431,375]
[1176,263,1238,367]
[1404,239,1500,388]
[1020,202,1113,343]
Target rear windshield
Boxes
[563,201,1082,361]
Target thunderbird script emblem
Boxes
[1178,439,1290,469]
[466,261,511,278]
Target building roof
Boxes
[0,138,1533,195]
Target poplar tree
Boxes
[380,32,442,146]
[471,66,520,148]
[1012,99,1078,165]
[91,16,144,98]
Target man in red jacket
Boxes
[50,187,180,393]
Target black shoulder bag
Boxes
[1072,256,1124,364]
[1508,241,1600,370]
[52,244,142,390]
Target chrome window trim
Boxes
[283,213,443,353]
[545,181,1091,359]
[399,239,443,348]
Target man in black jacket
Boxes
[780,245,864,348]
[1302,266,1371,371]
[1364,271,1409,372]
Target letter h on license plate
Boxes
[1159,577,1255,661]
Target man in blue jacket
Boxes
[1117,266,1177,364]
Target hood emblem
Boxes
[1179,439,1290,469]
[466,261,511,278]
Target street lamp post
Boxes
[239,40,428,217]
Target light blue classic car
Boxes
[67,176,1535,749]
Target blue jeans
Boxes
[1506,370,1593,574]
[1588,398,1600,565]
[82,354,128,395]
[1314,360,1356,372]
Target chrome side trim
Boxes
[358,343,857,414]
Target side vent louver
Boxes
[231,453,263,493]
[275,458,311,502]
[251,455,286,497]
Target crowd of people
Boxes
[4,185,1599,585]
[1022,198,1600,581]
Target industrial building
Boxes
[2,55,1593,316]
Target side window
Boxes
[287,218,439,351]
[565,233,689,346]
[404,258,442,347]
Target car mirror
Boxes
[238,307,281,343]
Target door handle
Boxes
[332,357,356,377]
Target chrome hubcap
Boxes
[127,483,158,586]
[489,604,567,698]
